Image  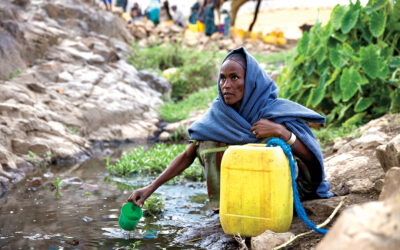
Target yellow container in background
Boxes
[220,144,293,237]
[197,21,205,33]
[188,23,198,33]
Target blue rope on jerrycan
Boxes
[266,138,328,235]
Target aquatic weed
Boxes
[106,143,204,181]
[143,194,164,217]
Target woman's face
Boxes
[219,60,245,110]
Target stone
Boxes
[134,27,147,39]
[0,27,26,80]
[79,183,99,191]
[376,134,400,172]
[302,196,346,218]
[26,177,42,188]
[137,70,171,96]
[26,82,46,93]
[316,191,400,250]
[379,167,400,201]
[57,71,74,82]
[324,152,384,195]
[251,230,295,250]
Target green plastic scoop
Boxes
[119,203,143,231]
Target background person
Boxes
[171,5,186,28]
[101,0,112,11]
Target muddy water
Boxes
[0,144,211,249]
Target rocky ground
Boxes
[0,0,169,191]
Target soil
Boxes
[235,6,334,39]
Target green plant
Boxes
[253,48,296,65]
[278,0,400,126]
[54,177,62,198]
[129,43,223,100]
[312,125,362,148]
[66,125,79,135]
[130,43,185,71]
[143,194,164,217]
[28,151,37,161]
[167,125,190,142]
[6,69,21,81]
[158,86,218,122]
[128,240,141,250]
[106,144,204,181]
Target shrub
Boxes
[278,0,400,126]
[129,43,223,100]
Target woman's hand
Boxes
[251,119,290,140]
[128,185,154,208]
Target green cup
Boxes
[119,203,143,231]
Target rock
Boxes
[316,186,400,250]
[25,177,42,188]
[251,230,295,250]
[79,183,99,191]
[376,134,400,172]
[137,70,171,96]
[379,167,400,201]
[134,27,147,39]
[12,0,30,7]
[324,153,383,194]
[302,196,345,218]
[27,82,46,93]
[0,27,26,80]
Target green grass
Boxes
[106,143,204,181]
[253,48,296,65]
[158,85,218,122]
[312,125,362,148]
[129,43,224,100]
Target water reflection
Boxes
[0,144,209,249]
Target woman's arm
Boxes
[128,143,197,207]
[251,119,322,180]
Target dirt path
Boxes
[235,7,333,39]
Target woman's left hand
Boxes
[251,119,289,140]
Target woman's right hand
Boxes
[127,185,154,208]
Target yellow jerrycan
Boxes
[220,144,293,237]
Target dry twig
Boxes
[273,196,348,250]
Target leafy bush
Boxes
[278,0,400,126]
[130,43,223,100]
[158,85,218,122]
[106,143,204,181]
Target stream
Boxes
[0,143,213,249]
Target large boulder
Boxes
[316,168,400,250]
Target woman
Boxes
[128,47,333,207]
[204,0,216,36]
[146,0,160,25]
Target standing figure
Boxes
[146,0,161,25]
[205,0,216,36]
[189,2,200,24]
[101,0,112,11]
[171,5,186,28]
[222,9,230,37]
